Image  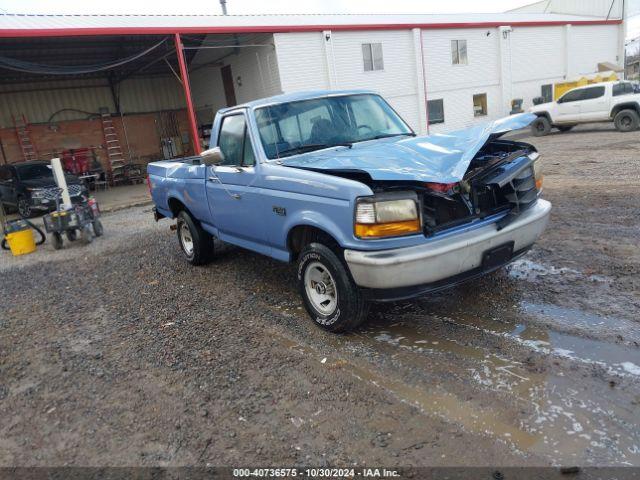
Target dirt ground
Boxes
[0,123,639,470]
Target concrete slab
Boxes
[93,183,152,212]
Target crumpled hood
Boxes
[282,113,536,183]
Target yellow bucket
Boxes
[5,226,37,256]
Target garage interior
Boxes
[0,32,272,186]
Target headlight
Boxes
[27,188,45,198]
[355,193,421,239]
[530,152,543,191]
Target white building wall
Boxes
[273,32,330,91]
[568,25,620,76]
[274,30,424,132]
[190,34,282,124]
[422,27,501,132]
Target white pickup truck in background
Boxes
[529,81,640,136]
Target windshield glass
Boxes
[16,164,53,180]
[255,94,413,159]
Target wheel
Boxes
[17,197,34,218]
[81,225,93,244]
[557,125,575,132]
[93,219,104,237]
[176,210,214,265]
[614,109,640,132]
[297,242,369,333]
[531,116,551,136]
[66,230,77,241]
[52,232,63,250]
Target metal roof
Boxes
[0,12,621,37]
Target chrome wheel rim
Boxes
[304,261,338,315]
[179,222,194,256]
[18,199,30,217]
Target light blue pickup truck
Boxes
[148,91,551,332]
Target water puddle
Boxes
[507,259,611,283]
[272,330,540,451]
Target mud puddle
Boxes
[273,293,640,464]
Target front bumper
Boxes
[344,199,551,299]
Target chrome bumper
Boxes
[344,199,551,290]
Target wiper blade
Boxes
[277,142,352,157]
[369,132,416,140]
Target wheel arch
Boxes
[611,103,640,119]
[287,224,342,261]
[167,196,191,218]
[533,111,552,122]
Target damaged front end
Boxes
[347,138,543,240]
[421,139,542,235]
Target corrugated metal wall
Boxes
[0,75,185,127]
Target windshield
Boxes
[254,94,413,159]
[16,164,54,181]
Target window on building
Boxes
[613,82,635,96]
[451,40,468,65]
[427,99,445,125]
[473,93,487,117]
[541,84,553,103]
[362,43,384,71]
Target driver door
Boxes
[205,112,266,251]
[555,89,584,123]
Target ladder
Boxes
[100,113,126,185]
[13,114,37,162]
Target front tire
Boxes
[297,242,369,333]
[176,210,214,266]
[52,232,63,250]
[614,109,640,132]
[531,116,551,136]
[17,197,34,218]
[93,219,104,237]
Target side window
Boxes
[559,89,584,103]
[218,114,255,167]
[242,128,256,167]
[613,83,633,96]
[0,167,10,181]
[581,86,605,100]
[541,84,553,103]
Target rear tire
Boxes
[557,124,575,132]
[531,116,551,136]
[176,210,214,266]
[297,242,369,333]
[614,109,640,132]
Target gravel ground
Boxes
[0,123,638,468]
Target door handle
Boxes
[208,176,220,182]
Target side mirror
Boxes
[201,146,224,166]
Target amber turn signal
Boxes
[355,219,421,238]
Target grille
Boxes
[42,184,83,200]
[500,166,538,212]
